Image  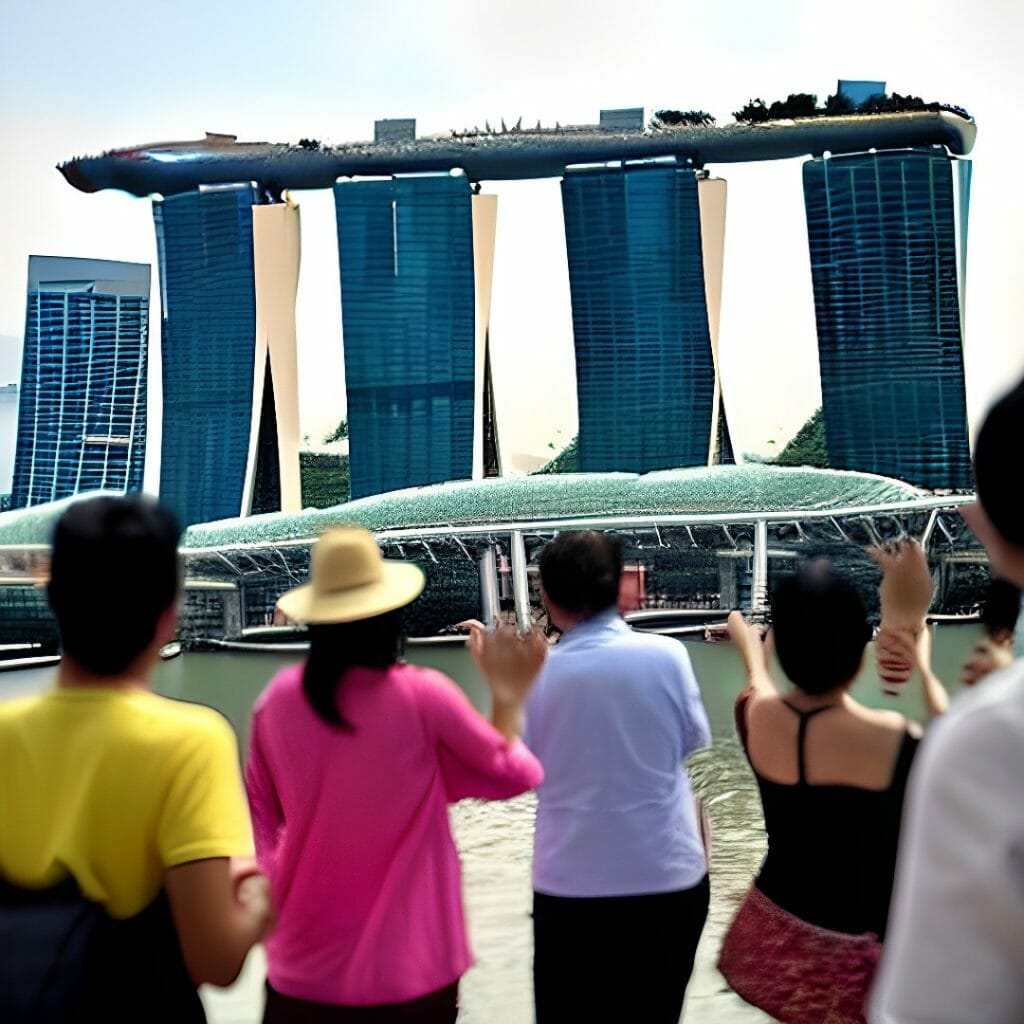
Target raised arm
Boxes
[727,610,779,696]
[464,621,548,739]
[877,622,949,718]
[870,539,933,689]
[869,539,948,715]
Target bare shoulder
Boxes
[850,701,909,734]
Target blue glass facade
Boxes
[11,257,149,509]
[334,174,475,499]
[803,149,971,489]
[561,164,716,472]
[154,184,258,526]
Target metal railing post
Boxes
[478,546,500,627]
[510,530,531,631]
[751,519,769,615]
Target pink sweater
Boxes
[245,662,543,1006]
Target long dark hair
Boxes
[302,609,404,727]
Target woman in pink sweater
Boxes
[245,526,545,1023]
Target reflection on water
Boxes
[0,625,981,1023]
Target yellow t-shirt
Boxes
[0,686,254,918]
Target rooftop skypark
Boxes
[59,107,975,198]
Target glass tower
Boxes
[334,173,476,499]
[11,256,149,509]
[154,184,259,526]
[561,164,717,473]
[803,148,972,489]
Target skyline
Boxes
[3,1,1024,493]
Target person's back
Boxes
[739,690,917,937]
[525,612,709,897]
[0,496,271,1023]
[515,530,711,1024]
[870,380,1024,1023]
[720,559,943,1024]
[247,526,543,1020]
[248,659,541,1006]
[0,688,247,919]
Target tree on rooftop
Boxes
[534,435,579,474]
[774,407,828,468]
[823,91,856,115]
[767,93,818,119]
[324,418,348,444]
[650,110,716,129]
[732,98,770,123]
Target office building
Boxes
[803,148,972,489]
[334,172,488,499]
[10,256,149,509]
[561,163,728,472]
[154,186,301,526]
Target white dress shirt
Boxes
[523,609,711,897]
[869,662,1024,1023]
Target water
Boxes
[0,625,980,1023]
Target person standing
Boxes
[869,380,1024,1023]
[720,549,943,1024]
[246,525,545,1023]
[480,530,712,1023]
[0,495,271,1023]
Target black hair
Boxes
[47,495,181,676]
[770,561,871,695]
[980,577,1021,638]
[302,610,404,727]
[974,379,1024,548]
[538,530,622,617]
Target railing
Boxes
[0,494,985,646]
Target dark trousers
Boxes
[533,875,710,1024]
[263,982,458,1024]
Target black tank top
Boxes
[735,691,919,939]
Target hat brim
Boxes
[276,560,426,625]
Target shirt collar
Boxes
[556,606,625,645]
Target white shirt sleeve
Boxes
[673,642,711,755]
[869,668,1024,1024]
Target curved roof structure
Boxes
[0,466,931,548]
[59,112,976,198]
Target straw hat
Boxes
[276,526,425,624]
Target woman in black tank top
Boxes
[719,552,945,1024]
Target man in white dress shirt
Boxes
[869,380,1024,1023]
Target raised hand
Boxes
[727,610,777,694]
[868,539,933,690]
[463,622,548,737]
[868,539,933,632]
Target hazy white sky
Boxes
[2,0,1023,478]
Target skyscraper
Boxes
[803,148,972,489]
[154,186,301,526]
[10,256,149,509]
[334,172,479,499]
[561,163,727,473]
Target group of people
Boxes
[1,379,1023,1024]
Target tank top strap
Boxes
[888,727,921,792]
[781,698,835,785]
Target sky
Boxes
[2,0,1024,486]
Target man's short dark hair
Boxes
[771,560,871,695]
[980,577,1021,637]
[538,530,622,617]
[47,495,182,676]
[974,379,1024,548]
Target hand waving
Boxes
[463,621,548,706]
[869,539,933,689]
[869,539,933,632]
